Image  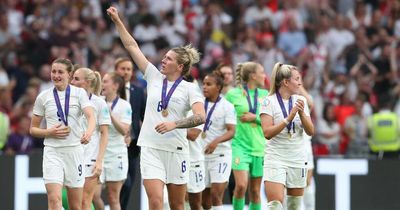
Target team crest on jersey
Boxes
[262,98,270,107]
[235,157,240,165]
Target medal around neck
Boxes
[201,132,207,139]
[160,77,183,118]
[53,85,71,130]
[202,96,222,137]
[162,109,169,117]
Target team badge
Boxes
[235,157,240,165]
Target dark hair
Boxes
[322,102,335,124]
[107,72,126,100]
[52,58,74,73]
[206,69,225,93]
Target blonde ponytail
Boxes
[268,62,297,96]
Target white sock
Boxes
[303,178,316,210]
[184,201,190,210]
[212,205,223,210]
[267,200,283,210]
[287,195,302,210]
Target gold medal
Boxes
[251,123,257,127]
[201,132,206,139]
[66,126,71,132]
[288,133,292,139]
[161,109,168,117]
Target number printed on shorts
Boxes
[218,162,228,174]
[78,164,82,176]
[181,161,186,173]
[195,170,203,183]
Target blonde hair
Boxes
[171,44,200,77]
[234,61,261,86]
[269,62,298,95]
[76,68,102,96]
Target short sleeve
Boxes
[98,100,111,125]
[32,93,45,116]
[78,88,93,109]
[260,96,273,116]
[120,102,132,125]
[143,63,162,82]
[224,102,237,125]
[188,83,204,106]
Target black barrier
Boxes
[1,153,400,210]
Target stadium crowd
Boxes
[1,0,399,157]
[1,1,400,210]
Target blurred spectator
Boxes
[316,102,341,155]
[324,15,355,71]
[243,0,272,26]
[346,0,372,29]
[215,63,234,95]
[5,0,24,37]
[277,16,307,64]
[257,34,284,79]
[0,85,10,150]
[159,10,187,47]
[132,13,159,59]
[38,64,53,93]
[344,95,370,157]
[372,41,398,96]
[4,116,34,155]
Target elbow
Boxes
[263,129,273,140]
[305,127,315,136]
[29,128,34,136]
[187,135,196,141]
[198,114,206,125]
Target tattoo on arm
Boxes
[175,114,205,129]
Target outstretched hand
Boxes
[106,7,120,22]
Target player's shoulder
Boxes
[257,88,269,96]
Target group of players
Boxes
[30,6,315,210]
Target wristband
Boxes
[282,118,289,125]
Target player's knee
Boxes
[169,197,185,210]
[47,193,61,209]
[210,192,223,205]
[148,196,163,209]
[249,187,261,199]
[68,202,82,210]
[234,182,247,196]
[106,193,120,205]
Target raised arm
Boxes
[107,7,149,73]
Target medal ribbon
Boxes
[111,97,119,111]
[276,91,293,134]
[53,85,70,126]
[244,85,258,114]
[203,96,221,133]
[161,77,183,111]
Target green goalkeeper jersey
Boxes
[225,87,268,157]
